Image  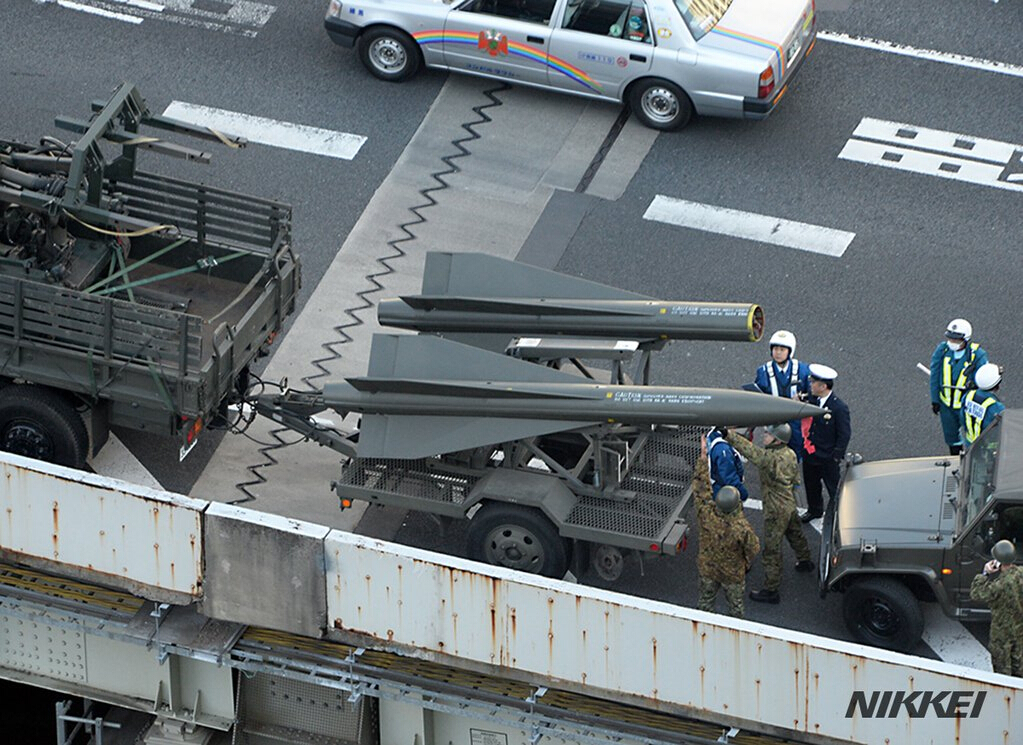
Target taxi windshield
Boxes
[673,0,735,40]
[959,419,1001,531]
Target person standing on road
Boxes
[751,330,811,460]
[960,363,1006,447]
[931,319,988,455]
[707,426,748,502]
[693,444,760,619]
[801,364,851,523]
[727,424,813,604]
[969,540,1023,677]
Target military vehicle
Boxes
[0,83,300,469]
[820,410,1023,652]
[254,254,823,581]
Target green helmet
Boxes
[992,540,1017,564]
[766,423,792,444]
[716,485,742,514]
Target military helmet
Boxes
[992,540,1017,564]
[715,485,742,514]
[766,423,792,444]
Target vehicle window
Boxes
[460,0,558,24]
[562,0,652,43]
[673,0,735,41]
[960,421,1001,530]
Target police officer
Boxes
[693,443,761,619]
[960,363,1005,447]
[930,319,988,455]
[969,540,1023,677]
[727,424,813,603]
[801,364,851,522]
[706,426,748,502]
[751,330,811,459]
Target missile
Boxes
[322,334,824,459]
[377,252,764,345]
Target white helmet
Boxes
[975,363,1002,391]
[769,330,796,354]
[945,318,973,341]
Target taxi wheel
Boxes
[628,79,692,131]
[358,27,421,82]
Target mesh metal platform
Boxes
[338,458,480,507]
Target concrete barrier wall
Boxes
[0,453,203,604]
[199,503,330,638]
[325,531,1022,745]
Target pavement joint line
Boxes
[162,102,366,160]
[819,30,1023,78]
[643,195,856,257]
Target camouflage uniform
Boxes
[970,564,1023,676]
[728,432,812,592]
[693,460,761,618]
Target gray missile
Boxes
[377,252,764,344]
[323,334,824,459]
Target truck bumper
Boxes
[325,17,359,48]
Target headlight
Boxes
[327,0,343,18]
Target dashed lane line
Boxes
[162,102,367,161]
[643,196,856,257]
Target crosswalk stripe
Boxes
[51,0,143,23]
[643,195,856,257]
[163,102,367,160]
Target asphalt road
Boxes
[2,0,1021,670]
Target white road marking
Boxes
[921,604,992,671]
[840,118,1023,193]
[91,433,165,491]
[643,196,856,257]
[163,102,367,161]
[819,31,1023,79]
[34,0,275,36]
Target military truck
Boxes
[820,410,1023,652]
[0,84,300,469]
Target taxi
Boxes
[325,0,816,130]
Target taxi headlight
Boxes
[327,0,343,18]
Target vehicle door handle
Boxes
[630,54,646,62]
[527,36,545,44]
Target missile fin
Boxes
[357,414,593,459]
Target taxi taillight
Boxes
[758,67,776,99]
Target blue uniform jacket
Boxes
[959,391,1005,444]
[805,394,852,462]
[707,430,748,501]
[753,359,811,457]
[930,342,988,407]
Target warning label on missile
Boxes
[608,391,713,404]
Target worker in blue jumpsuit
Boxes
[751,329,811,460]
[930,318,988,455]
[960,363,1006,447]
[706,427,748,502]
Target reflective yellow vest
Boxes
[940,343,980,408]
[963,390,999,443]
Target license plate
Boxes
[787,39,802,64]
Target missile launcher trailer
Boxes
[0,83,299,468]
[255,254,822,582]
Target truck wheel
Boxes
[843,578,924,652]
[628,79,693,131]
[0,386,88,469]
[358,27,421,82]
[466,504,569,579]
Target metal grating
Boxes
[565,427,700,539]
[337,458,480,505]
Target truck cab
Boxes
[821,410,1023,651]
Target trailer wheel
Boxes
[0,386,89,469]
[842,577,924,652]
[466,504,569,579]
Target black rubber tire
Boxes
[842,577,924,652]
[358,27,422,82]
[466,503,570,579]
[0,386,88,469]
[628,79,693,131]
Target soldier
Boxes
[930,318,988,455]
[727,424,813,604]
[969,540,1023,677]
[693,441,761,618]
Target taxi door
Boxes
[546,0,653,99]
[443,0,558,86]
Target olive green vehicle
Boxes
[0,84,299,469]
[820,410,1023,652]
